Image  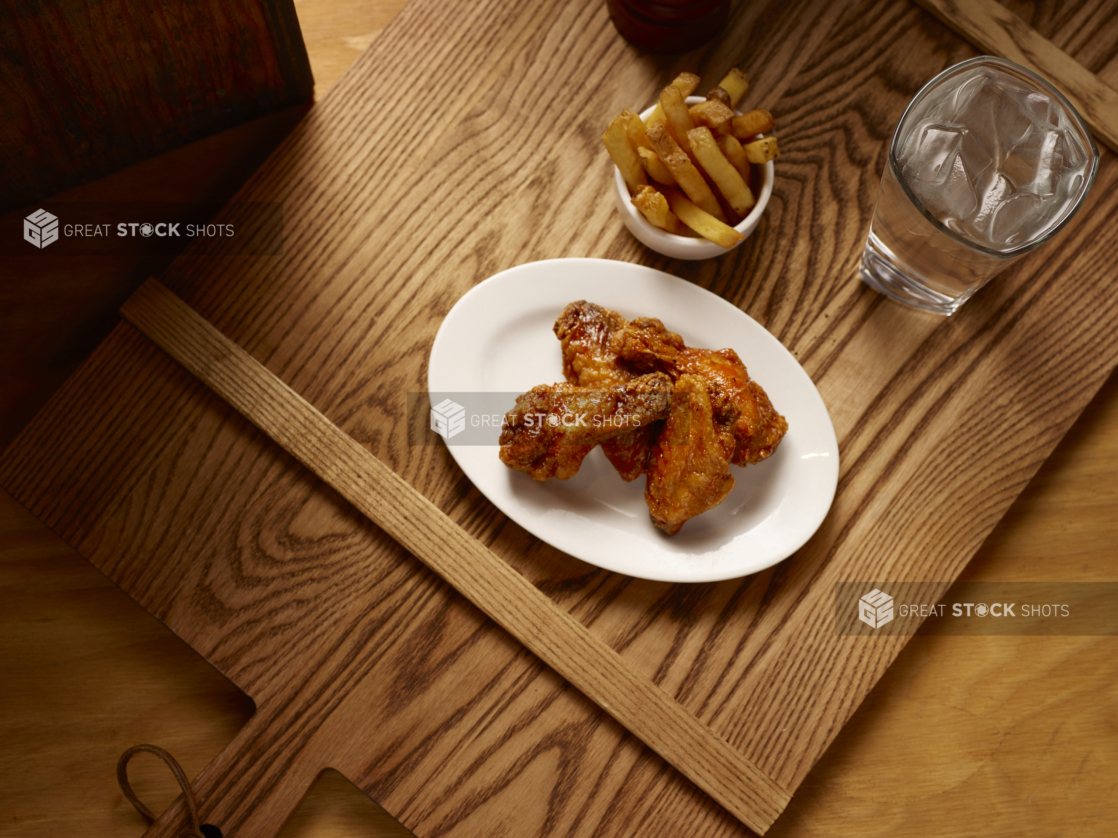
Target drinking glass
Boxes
[860,56,1098,315]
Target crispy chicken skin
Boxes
[616,317,788,466]
[554,301,633,387]
[597,426,654,482]
[499,373,672,481]
[554,301,653,480]
[645,375,737,535]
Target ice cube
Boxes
[1001,148,1053,196]
[989,192,1043,247]
[1034,129,1062,196]
[1022,91,1059,127]
[969,172,1014,237]
[991,79,1038,152]
[946,70,992,122]
[908,149,978,227]
[1001,127,1062,196]
[901,122,964,184]
[952,78,1002,172]
[958,129,996,184]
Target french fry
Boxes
[688,127,755,216]
[644,71,701,124]
[637,146,678,186]
[647,122,727,222]
[623,109,653,153]
[688,99,736,135]
[659,84,698,157]
[632,185,688,235]
[731,108,775,140]
[626,111,678,183]
[716,68,749,108]
[743,136,780,164]
[603,113,647,195]
[663,188,745,248]
[717,134,754,191]
[706,87,731,106]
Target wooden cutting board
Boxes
[4,0,1118,835]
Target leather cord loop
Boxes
[117,744,206,838]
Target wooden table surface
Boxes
[2,1,1117,837]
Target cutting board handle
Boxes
[142,708,322,838]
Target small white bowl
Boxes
[612,96,775,260]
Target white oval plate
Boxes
[428,259,839,582]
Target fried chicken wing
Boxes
[554,300,633,386]
[598,425,655,482]
[645,374,736,535]
[530,300,787,534]
[499,373,672,481]
[616,317,788,466]
[554,301,657,480]
[613,316,685,370]
[678,347,787,465]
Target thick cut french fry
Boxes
[603,113,647,195]
[706,87,731,106]
[717,134,754,191]
[644,71,701,124]
[716,68,749,108]
[637,146,678,186]
[663,188,745,248]
[627,111,677,184]
[743,136,779,164]
[659,85,698,157]
[732,108,776,140]
[647,122,727,222]
[623,109,654,153]
[632,185,688,235]
[688,99,736,135]
[688,127,755,215]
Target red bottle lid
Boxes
[607,0,730,54]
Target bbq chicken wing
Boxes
[499,373,672,481]
[645,374,737,535]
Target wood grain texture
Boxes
[293,0,402,91]
[0,0,313,205]
[3,0,1118,836]
[119,277,790,834]
[913,0,1118,152]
